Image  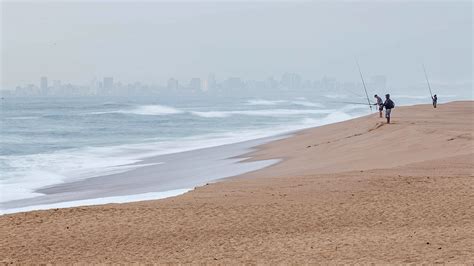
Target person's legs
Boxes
[385,109,391,124]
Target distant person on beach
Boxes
[432,94,438,108]
[374,94,384,118]
[383,94,395,124]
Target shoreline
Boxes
[0,101,469,214]
[1,101,473,263]
[0,105,364,214]
[0,100,457,214]
[0,135,285,214]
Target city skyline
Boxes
[2,2,471,89]
[5,72,392,97]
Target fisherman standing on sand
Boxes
[374,94,384,118]
[432,94,438,108]
[383,94,395,124]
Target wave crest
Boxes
[245,99,286,105]
[89,104,183,116]
[124,105,183,115]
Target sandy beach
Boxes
[1,101,473,263]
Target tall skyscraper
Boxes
[40,76,48,95]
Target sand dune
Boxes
[1,101,473,264]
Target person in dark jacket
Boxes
[383,94,395,124]
[374,94,384,118]
[432,94,438,108]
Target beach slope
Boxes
[1,101,473,263]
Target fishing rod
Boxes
[355,59,373,111]
[422,64,433,99]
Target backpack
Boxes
[386,99,395,109]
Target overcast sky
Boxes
[1,1,472,89]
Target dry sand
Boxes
[1,101,473,264]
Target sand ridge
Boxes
[0,101,473,264]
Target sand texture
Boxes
[1,101,473,264]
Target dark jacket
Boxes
[383,99,395,109]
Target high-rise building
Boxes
[103,77,114,89]
[40,76,48,95]
[167,78,179,90]
[51,80,61,95]
[202,79,209,92]
[280,73,302,90]
[320,76,336,91]
[53,80,61,88]
[102,77,114,95]
[207,73,216,90]
[189,78,201,91]
[265,76,278,90]
[223,77,243,90]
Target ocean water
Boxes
[0,93,463,212]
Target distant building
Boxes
[207,73,216,90]
[167,78,179,90]
[281,73,301,90]
[15,84,38,96]
[88,78,99,95]
[102,77,114,95]
[202,79,209,92]
[53,80,61,88]
[51,80,62,95]
[320,76,336,91]
[103,77,114,89]
[40,76,48,95]
[265,76,278,90]
[189,78,201,91]
[223,77,243,90]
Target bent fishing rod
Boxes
[422,64,433,99]
[355,59,373,111]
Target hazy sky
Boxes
[1,1,472,89]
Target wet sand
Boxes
[1,136,283,213]
[1,101,473,263]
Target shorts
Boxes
[378,106,383,111]
[385,108,392,118]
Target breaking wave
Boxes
[245,99,286,105]
[291,100,324,108]
[89,104,183,116]
[123,105,183,115]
